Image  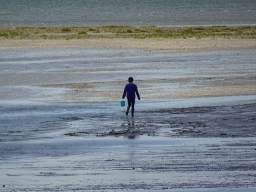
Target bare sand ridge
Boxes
[1,38,256,53]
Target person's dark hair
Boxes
[128,77,133,82]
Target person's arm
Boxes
[122,86,127,99]
[135,86,140,100]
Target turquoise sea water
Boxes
[0,0,255,28]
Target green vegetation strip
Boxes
[0,26,255,40]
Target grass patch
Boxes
[135,29,146,33]
[0,31,31,39]
[78,31,87,35]
[88,28,97,31]
[0,26,255,40]
[0,33,9,38]
[20,33,30,39]
[88,28,100,33]
[41,34,47,39]
[65,35,76,40]
[116,29,134,34]
[9,32,20,36]
[239,26,252,30]
[9,32,25,38]
[61,28,71,32]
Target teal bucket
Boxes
[120,100,125,107]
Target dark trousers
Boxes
[126,98,135,115]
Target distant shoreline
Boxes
[1,26,256,53]
[1,26,255,40]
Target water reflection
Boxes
[125,117,137,139]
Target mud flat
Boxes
[63,103,256,138]
[1,101,256,191]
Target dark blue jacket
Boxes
[122,83,140,100]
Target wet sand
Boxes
[0,42,256,103]
[63,103,255,138]
[1,100,256,191]
[1,37,255,103]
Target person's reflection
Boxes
[126,117,136,139]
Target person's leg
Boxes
[131,98,135,117]
[126,98,132,115]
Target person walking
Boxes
[122,77,140,117]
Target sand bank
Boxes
[1,38,256,53]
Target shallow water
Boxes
[1,135,256,191]
[0,47,256,191]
